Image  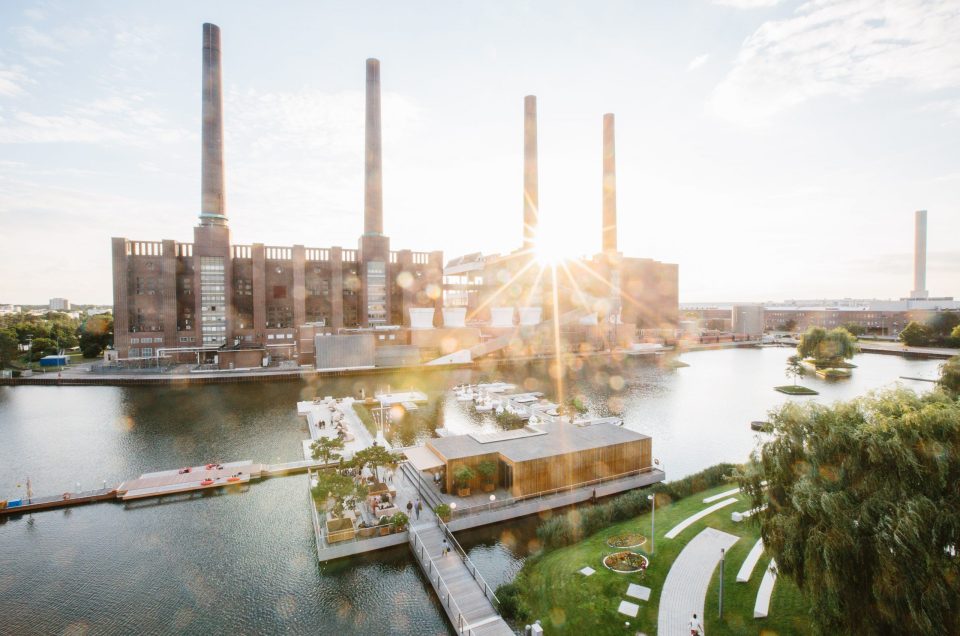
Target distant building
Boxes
[111,25,442,363]
[49,298,70,311]
[445,105,678,353]
[731,304,764,336]
[0,304,22,315]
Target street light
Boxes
[489,494,496,512]
[647,493,656,555]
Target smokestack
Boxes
[911,209,928,299]
[200,23,226,226]
[602,113,617,254]
[364,58,383,236]
[523,95,538,251]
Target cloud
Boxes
[687,54,710,71]
[0,92,191,145]
[0,64,30,96]
[711,0,960,125]
[712,0,782,7]
[11,24,93,51]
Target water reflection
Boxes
[0,349,941,634]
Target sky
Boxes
[0,0,957,305]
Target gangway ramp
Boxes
[408,523,513,635]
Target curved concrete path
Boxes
[657,527,740,636]
[664,497,739,539]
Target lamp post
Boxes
[489,494,496,512]
[719,547,725,618]
[647,493,656,555]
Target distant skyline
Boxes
[1,0,958,305]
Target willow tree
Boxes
[797,326,858,366]
[940,354,960,396]
[740,389,960,635]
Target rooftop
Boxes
[427,420,649,463]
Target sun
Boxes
[533,231,579,266]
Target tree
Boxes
[797,326,857,366]
[939,354,960,396]
[0,329,18,368]
[926,312,960,338]
[784,354,805,386]
[899,321,932,347]
[30,337,58,360]
[310,436,344,465]
[951,324,960,340]
[311,470,357,518]
[79,313,113,358]
[840,322,865,337]
[351,445,401,483]
[777,319,797,332]
[740,389,960,635]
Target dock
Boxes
[1,458,329,516]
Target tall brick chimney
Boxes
[364,58,383,236]
[200,23,226,226]
[602,113,617,254]
[523,95,538,251]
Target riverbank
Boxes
[506,481,809,635]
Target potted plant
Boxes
[435,503,452,523]
[357,520,376,538]
[477,460,497,493]
[391,511,409,533]
[453,465,476,497]
[378,515,391,536]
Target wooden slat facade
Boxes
[428,429,652,497]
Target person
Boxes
[387,470,394,485]
[442,538,449,557]
[406,500,413,516]
[415,498,422,520]
[689,612,703,635]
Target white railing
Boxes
[408,526,470,634]
[437,517,501,611]
[450,466,660,521]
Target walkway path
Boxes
[657,527,739,636]
[664,498,738,539]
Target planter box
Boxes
[357,526,376,538]
[457,487,471,497]
[482,483,495,493]
[379,525,391,536]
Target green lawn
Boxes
[352,402,379,437]
[774,385,819,395]
[513,483,810,635]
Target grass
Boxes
[774,385,819,395]
[351,402,378,437]
[512,483,810,635]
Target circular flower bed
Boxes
[603,551,649,574]
[606,533,647,549]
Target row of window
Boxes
[130,337,164,344]
[128,347,153,357]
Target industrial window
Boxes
[273,286,287,299]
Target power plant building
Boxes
[111,25,443,364]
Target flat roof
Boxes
[428,421,649,463]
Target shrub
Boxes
[453,464,476,487]
[391,512,409,530]
[434,503,451,520]
[477,460,497,483]
[496,582,529,621]
[536,515,577,551]
[533,463,739,554]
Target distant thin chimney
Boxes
[364,58,383,236]
[602,113,617,254]
[911,209,928,299]
[523,95,538,250]
[200,23,226,226]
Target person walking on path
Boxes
[442,538,449,557]
[415,498,422,520]
[406,500,413,517]
[689,612,703,635]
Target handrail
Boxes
[407,525,469,634]
[450,465,660,520]
[436,516,501,611]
